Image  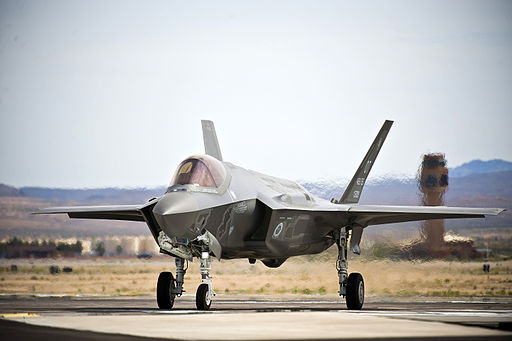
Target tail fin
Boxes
[201,120,223,161]
[338,120,393,204]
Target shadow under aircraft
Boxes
[36,120,504,310]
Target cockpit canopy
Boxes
[169,155,227,189]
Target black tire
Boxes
[157,272,175,309]
[196,283,212,310]
[346,272,364,310]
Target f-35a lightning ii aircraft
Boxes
[36,120,504,310]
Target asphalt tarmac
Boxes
[1,295,511,340]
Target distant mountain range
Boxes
[449,159,512,178]
[0,159,510,238]
[0,185,164,204]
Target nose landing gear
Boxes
[156,230,220,311]
[196,251,215,310]
[156,253,216,311]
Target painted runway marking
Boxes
[1,313,39,318]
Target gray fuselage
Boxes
[152,158,339,261]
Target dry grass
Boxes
[1,257,511,297]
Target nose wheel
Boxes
[196,283,212,310]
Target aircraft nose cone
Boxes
[153,191,199,216]
[152,191,201,240]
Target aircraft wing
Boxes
[34,205,145,222]
[345,205,505,227]
[329,204,505,254]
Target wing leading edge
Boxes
[34,205,146,222]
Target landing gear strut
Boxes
[336,227,365,310]
[196,251,215,310]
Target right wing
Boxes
[34,199,162,240]
[34,205,146,221]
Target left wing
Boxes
[346,204,505,227]
[342,204,505,254]
[267,200,505,254]
[34,205,145,221]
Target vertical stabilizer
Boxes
[201,120,223,161]
[338,120,393,204]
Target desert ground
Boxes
[1,254,511,297]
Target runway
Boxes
[1,295,511,340]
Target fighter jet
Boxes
[36,120,504,310]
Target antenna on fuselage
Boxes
[201,120,223,161]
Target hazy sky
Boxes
[1,0,511,188]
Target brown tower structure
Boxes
[401,153,478,259]
[418,154,449,250]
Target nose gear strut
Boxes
[196,250,215,310]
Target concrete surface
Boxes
[1,295,511,340]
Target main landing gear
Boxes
[156,251,216,311]
[336,227,365,310]
[157,257,185,309]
